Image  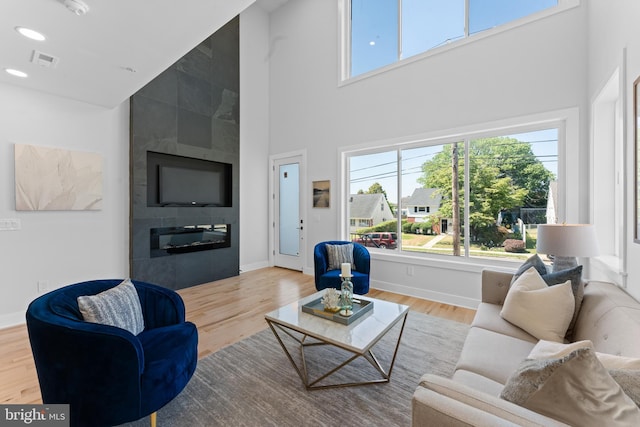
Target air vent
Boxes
[31,50,59,68]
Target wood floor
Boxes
[0,267,475,405]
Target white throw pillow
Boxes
[500,267,574,342]
[529,339,640,370]
[501,347,640,426]
[526,340,640,408]
[528,339,593,359]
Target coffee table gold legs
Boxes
[266,313,408,390]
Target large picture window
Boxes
[348,0,561,78]
[346,127,558,263]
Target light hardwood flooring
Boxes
[0,267,475,405]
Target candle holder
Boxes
[339,274,354,317]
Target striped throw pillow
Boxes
[325,243,355,271]
[77,278,145,335]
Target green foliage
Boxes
[418,137,554,240]
[474,225,510,248]
[356,219,398,234]
[504,239,526,253]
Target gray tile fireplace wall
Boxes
[130,17,239,290]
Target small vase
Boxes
[340,276,353,316]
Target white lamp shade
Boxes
[536,224,599,257]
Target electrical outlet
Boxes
[407,266,414,276]
[37,280,49,294]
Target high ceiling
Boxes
[0,0,285,108]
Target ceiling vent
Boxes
[31,50,60,68]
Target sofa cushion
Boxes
[455,326,536,385]
[472,303,538,343]
[137,322,198,415]
[501,347,640,426]
[572,281,640,358]
[528,339,640,369]
[500,267,574,342]
[77,278,145,335]
[451,369,505,397]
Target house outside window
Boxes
[346,0,565,79]
[345,125,559,263]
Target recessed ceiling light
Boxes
[5,68,28,78]
[15,27,46,41]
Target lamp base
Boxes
[551,256,578,273]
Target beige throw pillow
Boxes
[501,347,640,426]
[500,267,574,342]
[528,339,640,370]
[527,340,640,407]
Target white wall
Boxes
[0,5,275,328]
[0,83,129,327]
[239,4,271,271]
[267,0,589,307]
[587,0,640,301]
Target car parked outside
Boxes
[353,232,397,249]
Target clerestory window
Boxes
[346,0,566,79]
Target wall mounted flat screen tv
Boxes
[159,166,228,206]
[147,151,232,207]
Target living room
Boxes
[1,0,640,423]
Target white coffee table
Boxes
[265,291,409,390]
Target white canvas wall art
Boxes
[14,144,103,211]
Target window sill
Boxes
[368,248,521,274]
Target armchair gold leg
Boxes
[150,412,157,427]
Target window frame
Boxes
[339,109,580,268]
[339,0,580,84]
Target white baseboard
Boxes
[239,261,270,273]
[0,311,26,330]
[371,279,480,310]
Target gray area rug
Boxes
[122,311,469,427]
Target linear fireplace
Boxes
[150,224,231,258]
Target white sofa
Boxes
[412,269,640,426]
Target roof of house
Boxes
[405,188,442,206]
[349,193,388,218]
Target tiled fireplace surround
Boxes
[130,17,240,290]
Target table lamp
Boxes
[536,224,599,272]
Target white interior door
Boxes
[274,156,304,271]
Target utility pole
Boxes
[452,142,460,256]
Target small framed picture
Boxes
[312,180,330,208]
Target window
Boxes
[346,126,558,262]
[347,0,561,78]
[348,150,398,239]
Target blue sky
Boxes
[349,1,560,202]
[351,0,557,76]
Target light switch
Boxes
[0,218,21,230]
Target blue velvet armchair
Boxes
[314,241,370,294]
[26,279,198,427]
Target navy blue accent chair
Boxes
[26,279,198,427]
[314,241,370,295]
